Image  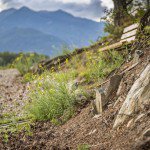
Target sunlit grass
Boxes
[25,70,88,124]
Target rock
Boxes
[116,80,123,96]
[113,64,150,128]
[95,88,105,114]
[106,74,123,99]
[133,50,144,63]
[93,74,122,115]
[75,93,87,102]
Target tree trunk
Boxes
[147,0,150,10]
[113,0,132,26]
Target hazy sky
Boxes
[0,0,114,21]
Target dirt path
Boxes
[0,69,27,124]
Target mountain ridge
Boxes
[0,6,105,56]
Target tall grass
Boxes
[69,50,124,82]
[84,50,123,82]
[26,70,87,123]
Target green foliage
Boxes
[144,26,150,34]
[12,53,47,75]
[26,70,87,123]
[104,23,123,39]
[56,49,124,84]
[0,113,33,142]
[0,122,32,143]
[0,52,18,67]
[23,72,37,83]
[78,144,90,150]
[79,50,123,82]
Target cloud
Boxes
[101,0,114,9]
[0,0,114,21]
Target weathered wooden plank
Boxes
[121,29,137,40]
[120,36,136,42]
[123,23,139,33]
[99,42,123,51]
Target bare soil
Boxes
[0,69,27,120]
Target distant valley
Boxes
[0,7,105,56]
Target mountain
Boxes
[0,7,105,55]
[0,28,66,55]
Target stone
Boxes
[116,80,123,96]
[133,50,144,63]
[95,88,105,114]
[93,74,122,115]
[106,74,122,99]
[113,64,150,128]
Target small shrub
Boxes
[78,144,90,150]
[0,52,18,67]
[12,53,47,75]
[104,23,123,40]
[144,26,150,34]
[26,70,86,123]
[82,50,124,82]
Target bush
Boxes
[12,53,47,74]
[81,50,124,82]
[104,23,123,40]
[78,144,90,150]
[26,70,86,123]
[0,52,18,67]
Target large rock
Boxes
[94,74,122,114]
[95,88,105,114]
[113,64,150,128]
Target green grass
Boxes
[25,70,88,124]
[0,114,33,143]
[78,144,90,150]
[77,50,124,82]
